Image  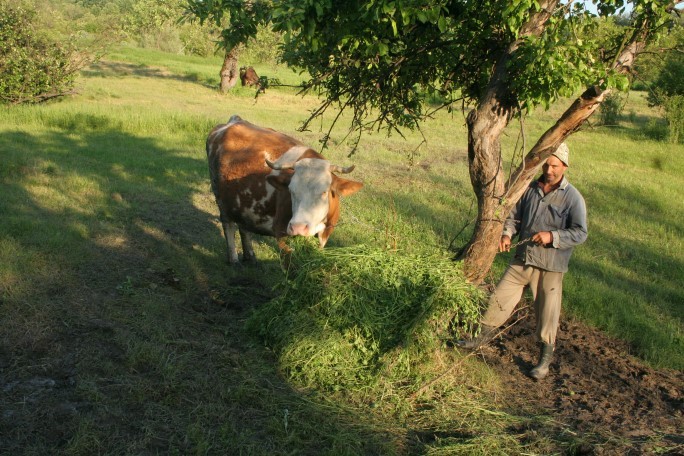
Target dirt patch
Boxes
[481,310,684,455]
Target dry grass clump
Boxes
[247,240,484,393]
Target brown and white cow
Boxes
[206,115,363,263]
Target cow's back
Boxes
[206,116,307,236]
[207,117,301,180]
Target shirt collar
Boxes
[534,175,569,192]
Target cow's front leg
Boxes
[221,220,240,264]
[318,224,335,248]
[239,229,257,263]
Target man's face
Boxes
[542,156,567,186]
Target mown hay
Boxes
[246,240,484,392]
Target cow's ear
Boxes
[332,177,363,197]
[267,171,292,189]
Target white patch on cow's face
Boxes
[287,158,332,237]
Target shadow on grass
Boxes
[0,119,399,454]
[583,112,669,142]
[82,60,219,90]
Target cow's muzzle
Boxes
[287,221,325,237]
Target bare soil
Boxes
[481,310,684,455]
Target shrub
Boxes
[643,117,669,141]
[645,51,684,142]
[662,94,684,143]
[179,22,219,57]
[647,53,684,105]
[139,23,185,55]
[241,26,283,66]
[648,32,684,143]
[598,92,624,126]
[123,0,219,57]
[0,1,84,104]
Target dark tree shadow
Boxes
[0,118,398,455]
[81,60,219,89]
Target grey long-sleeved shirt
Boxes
[503,176,588,273]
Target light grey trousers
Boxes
[481,260,565,345]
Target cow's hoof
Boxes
[227,257,242,267]
[241,257,258,266]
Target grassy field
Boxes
[0,45,682,454]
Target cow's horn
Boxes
[330,164,355,174]
[266,159,295,170]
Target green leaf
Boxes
[615,74,629,91]
[377,42,389,56]
[437,15,446,33]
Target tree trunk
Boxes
[219,47,240,92]
[459,93,510,283]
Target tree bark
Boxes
[459,81,511,284]
[219,47,240,92]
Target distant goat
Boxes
[239,66,260,87]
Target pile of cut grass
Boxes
[247,239,484,393]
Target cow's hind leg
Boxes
[221,219,240,264]
[239,229,257,263]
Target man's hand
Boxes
[499,235,511,252]
[532,231,553,246]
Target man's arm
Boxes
[551,191,588,249]
[500,196,524,251]
[502,198,522,240]
[499,235,512,252]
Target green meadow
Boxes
[0,46,682,454]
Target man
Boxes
[458,143,588,380]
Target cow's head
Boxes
[266,158,363,246]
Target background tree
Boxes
[651,53,684,142]
[633,11,684,87]
[123,0,217,56]
[645,21,684,142]
[185,0,272,91]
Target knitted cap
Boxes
[552,142,569,167]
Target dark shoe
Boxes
[456,324,497,350]
[529,343,555,380]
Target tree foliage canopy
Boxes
[185,0,272,51]
[268,0,676,134]
[187,1,679,135]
